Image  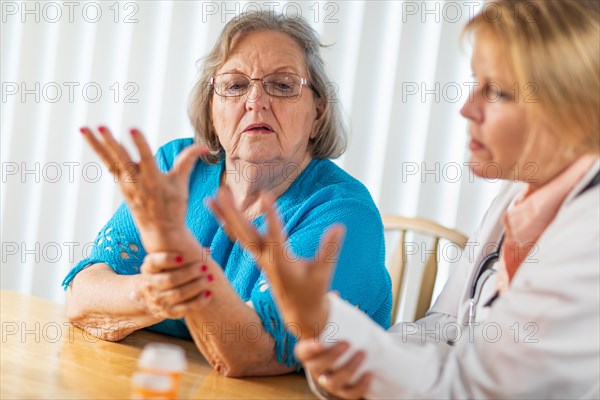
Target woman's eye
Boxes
[275,83,292,91]
[483,84,512,102]
[226,82,247,91]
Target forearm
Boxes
[314,294,427,399]
[66,263,162,341]
[137,228,292,376]
[131,214,292,375]
[185,274,294,377]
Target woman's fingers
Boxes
[205,198,240,240]
[97,126,135,169]
[167,289,213,317]
[262,192,287,244]
[329,373,372,400]
[298,341,370,400]
[296,340,351,377]
[137,252,215,318]
[310,224,345,286]
[214,187,264,248]
[129,128,159,175]
[314,224,345,265]
[172,144,207,180]
[321,351,366,391]
[80,127,118,171]
[295,340,328,359]
[151,263,207,291]
[80,126,135,181]
[153,275,211,309]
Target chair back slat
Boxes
[389,229,407,321]
[382,216,468,323]
[414,237,440,321]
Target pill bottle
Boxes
[131,343,187,400]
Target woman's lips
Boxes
[242,123,275,135]
[243,128,274,135]
[468,138,485,152]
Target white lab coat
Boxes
[309,161,600,399]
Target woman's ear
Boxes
[316,97,325,119]
[311,98,325,139]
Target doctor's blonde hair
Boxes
[464,0,600,155]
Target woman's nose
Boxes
[460,87,482,122]
[245,81,270,111]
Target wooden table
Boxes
[0,291,316,399]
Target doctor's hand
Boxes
[207,187,346,339]
[296,340,372,400]
[80,126,207,252]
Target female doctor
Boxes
[208,0,600,398]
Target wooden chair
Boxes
[382,215,468,323]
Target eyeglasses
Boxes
[210,72,312,98]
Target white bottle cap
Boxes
[131,372,172,391]
[138,343,187,372]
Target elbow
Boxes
[221,366,249,378]
[65,290,130,342]
[208,354,289,377]
[206,351,257,377]
[65,288,84,324]
[210,357,247,378]
[68,318,131,342]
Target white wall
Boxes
[1,1,502,313]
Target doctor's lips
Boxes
[242,123,275,134]
[468,137,485,152]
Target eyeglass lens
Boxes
[213,73,302,97]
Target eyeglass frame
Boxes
[209,71,317,99]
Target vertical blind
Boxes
[1,1,502,315]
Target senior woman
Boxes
[62,11,392,377]
[210,0,600,397]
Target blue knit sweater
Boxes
[63,138,392,367]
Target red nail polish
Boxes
[175,256,183,263]
[201,265,208,272]
[207,274,214,282]
[205,290,212,298]
[79,127,86,134]
[130,128,137,136]
[98,126,107,134]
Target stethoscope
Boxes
[465,169,599,325]
[468,233,505,324]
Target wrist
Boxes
[138,227,198,253]
[292,296,330,340]
[313,296,331,339]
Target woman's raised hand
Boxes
[80,126,206,252]
[207,186,346,339]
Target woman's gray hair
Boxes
[188,11,348,163]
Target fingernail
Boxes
[79,127,87,134]
[207,274,214,282]
[98,125,107,134]
[130,128,138,136]
[175,256,183,263]
[205,290,212,298]
[201,265,208,272]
